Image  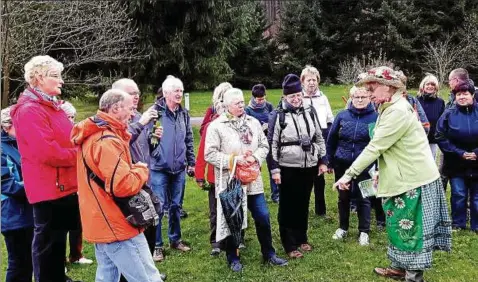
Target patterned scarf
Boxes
[226,113,253,145]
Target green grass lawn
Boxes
[3,86,475,282]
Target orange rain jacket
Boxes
[71,111,148,243]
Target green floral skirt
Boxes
[383,178,451,270]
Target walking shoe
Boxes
[266,255,288,266]
[163,210,169,218]
[210,247,221,256]
[332,228,348,240]
[287,250,303,259]
[230,260,243,272]
[171,241,191,252]
[153,247,165,262]
[358,232,370,246]
[72,257,93,264]
[373,267,405,280]
[299,243,313,252]
[238,243,246,249]
[179,208,188,219]
[160,273,167,281]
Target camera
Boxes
[299,135,312,152]
[187,169,195,177]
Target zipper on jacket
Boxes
[466,107,471,135]
[351,115,360,160]
[56,168,64,191]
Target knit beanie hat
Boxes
[355,66,405,90]
[251,84,266,97]
[282,74,302,95]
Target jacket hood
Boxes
[348,102,375,115]
[154,97,185,113]
[11,88,61,120]
[71,111,130,146]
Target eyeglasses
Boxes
[46,73,63,80]
[285,93,302,100]
[353,96,370,101]
[232,101,245,107]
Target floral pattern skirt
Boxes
[383,178,452,270]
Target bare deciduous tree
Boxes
[1,0,146,107]
[337,49,394,84]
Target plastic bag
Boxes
[235,161,260,184]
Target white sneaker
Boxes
[358,232,370,246]
[332,228,348,240]
[72,257,93,264]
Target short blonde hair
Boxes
[349,86,368,97]
[24,55,64,86]
[418,74,440,97]
[300,65,321,84]
[212,82,232,114]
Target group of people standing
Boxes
[1,53,477,282]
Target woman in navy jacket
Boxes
[1,106,34,282]
[436,81,478,232]
[326,86,378,245]
[417,74,445,159]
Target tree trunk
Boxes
[2,62,10,108]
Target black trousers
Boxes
[334,164,371,233]
[278,166,316,253]
[32,193,80,282]
[208,184,223,249]
[2,227,34,282]
[313,174,327,216]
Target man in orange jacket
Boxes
[71,89,165,282]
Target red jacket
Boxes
[10,88,77,204]
[199,106,214,137]
[195,115,217,184]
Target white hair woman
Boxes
[300,65,334,217]
[1,106,34,282]
[416,74,445,159]
[195,82,233,256]
[205,88,287,272]
[334,66,452,282]
[10,55,80,282]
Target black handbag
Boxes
[81,135,161,228]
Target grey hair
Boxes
[223,88,244,106]
[162,75,184,93]
[212,82,232,114]
[112,78,139,92]
[99,89,129,112]
[1,106,13,129]
[24,55,64,85]
[449,68,469,81]
[300,65,321,84]
[349,86,368,97]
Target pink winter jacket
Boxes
[11,88,77,204]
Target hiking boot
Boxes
[332,228,348,240]
[171,241,191,252]
[266,255,288,266]
[230,260,243,272]
[373,267,405,280]
[299,243,313,252]
[71,257,93,264]
[358,232,370,246]
[179,208,188,219]
[287,250,303,259]
[153,247,165,262]
[210,247,221,256]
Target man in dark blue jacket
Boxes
[150,75,195,261]
[1,106,34,282]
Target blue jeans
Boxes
[266,154,279,202]
[226,193,275,263]
[2,228,34,282]
[450,177,478,230]
[95,233,163,282]
[150,170,185,247]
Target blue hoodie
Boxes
[326,102,378,168]
[150,98,195,174]
[1,131,34,232]
[436,101,478,178]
